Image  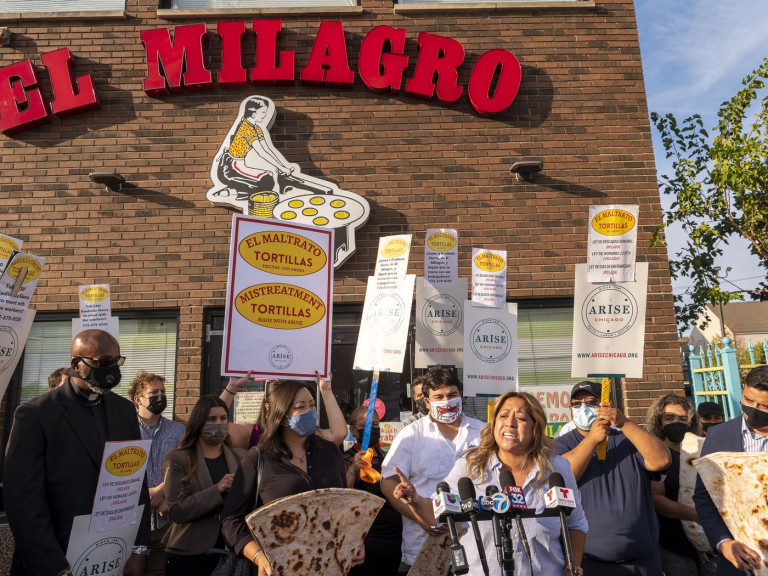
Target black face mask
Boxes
[75,363,122,394]
[144,395,167,415]
[415,398,428,416]
[357,427,380,446]
[662,422,689,443]
[741,403,768,430]
[701,422,720,433]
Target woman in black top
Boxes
[221,379,363,576]
[344,407,402,576]
[163,395,244,576]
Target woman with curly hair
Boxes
[646,394,711,576]
[392,391,588,576]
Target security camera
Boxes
[88,172,126,192]
[509,160,544,182]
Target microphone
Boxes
[458,477,490,576]
[499,469,532,563]
[436,482,469,575]
[485,485,504,570]
[547,472,577,576]
[489,485,513,576]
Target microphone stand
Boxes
[500,513,514,576]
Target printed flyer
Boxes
[571,262,648,378]
[374,234,412,290]
[222,215,334,380]
[471,248,507,308]
[79,284,112,331]
[424,228,459,285]
[0,233,22,275]
[587,205,639,283]
[463,302,518,396]
[415,278,466,368]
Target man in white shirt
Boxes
[381,367,485,574]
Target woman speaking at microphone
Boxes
[393,391,588,576]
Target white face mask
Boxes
[429,397,462,424]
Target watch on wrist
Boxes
[132,545,150,556]
[572,566,584,576]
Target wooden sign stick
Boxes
[597,377,611,460]
[11,267,27,297]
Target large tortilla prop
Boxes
[678,433,711,552]
[408,532,452,576]
[246,488,384,576]
[693,451,768,575]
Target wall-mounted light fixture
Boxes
[89,171,126,192]
[510,159,543,182]
[0,28,11,46]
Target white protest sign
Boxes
[0,233,22,275]
[424,228,458,285]
[520,384,573,424]
[354,274,416,373]
[79,284,112,329]
[233,391,265,424]
[463,302,518,396]
[90,440,152,533]
[374,234,411,290]
[0,309,35,400]
[415,278,466,368]
[471,248,507,308]
[571,262,648,378]
[72,316,120,340]
[222,215,334,380]
[587,205,639,283]
[67,505,144,576]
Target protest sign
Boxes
[424,228,458,285]
[587,205,639,283]
[415,278,466,368]
[463,302,518,396]
[0,233,22,275]
[571,263,648,378]
[233,391,265,424]
[379,421,405,452]
[79,284,112,329]
[0,251,45,309]
[374,234,412,290]
[67,506,144,576]
[520,384,572,424]
[222,215,334,380]
[90,440,152,533]
[353,275,416,373]
[471,248,507,308]
[0,309,34,400]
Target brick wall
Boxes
[0,0,684,420]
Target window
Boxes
[16,315,178,416]
[0,0,125,12]
[166,0,356,8]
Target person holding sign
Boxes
[4,329,151,576]
[380,367,485,575]
[554,381,671,575]
[221,379,364,576]
[163,395,244,576]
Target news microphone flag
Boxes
[544,486,577,510]
[433,491,462,517]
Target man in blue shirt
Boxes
[555,381,671,575]
[129,371,185,576]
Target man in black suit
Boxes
[693,365,768,576]
[4,329,150,576]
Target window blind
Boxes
[0,0,125,12]
[19,316,178,419]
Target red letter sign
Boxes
[0,60,51,136]
[40,48,100,118]
[251,19,295,85]
[405,32,464,103]
[300,21,354,87]
[141,24,213,96]
[218,20,247,88]
[359,26,409,94]
[468,49,521,117]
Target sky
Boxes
[634,0,768,308]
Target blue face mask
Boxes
[572,403,597,431]
[285,409,318,437]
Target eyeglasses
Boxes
[76,355,126,368]
[570,400,599,409]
